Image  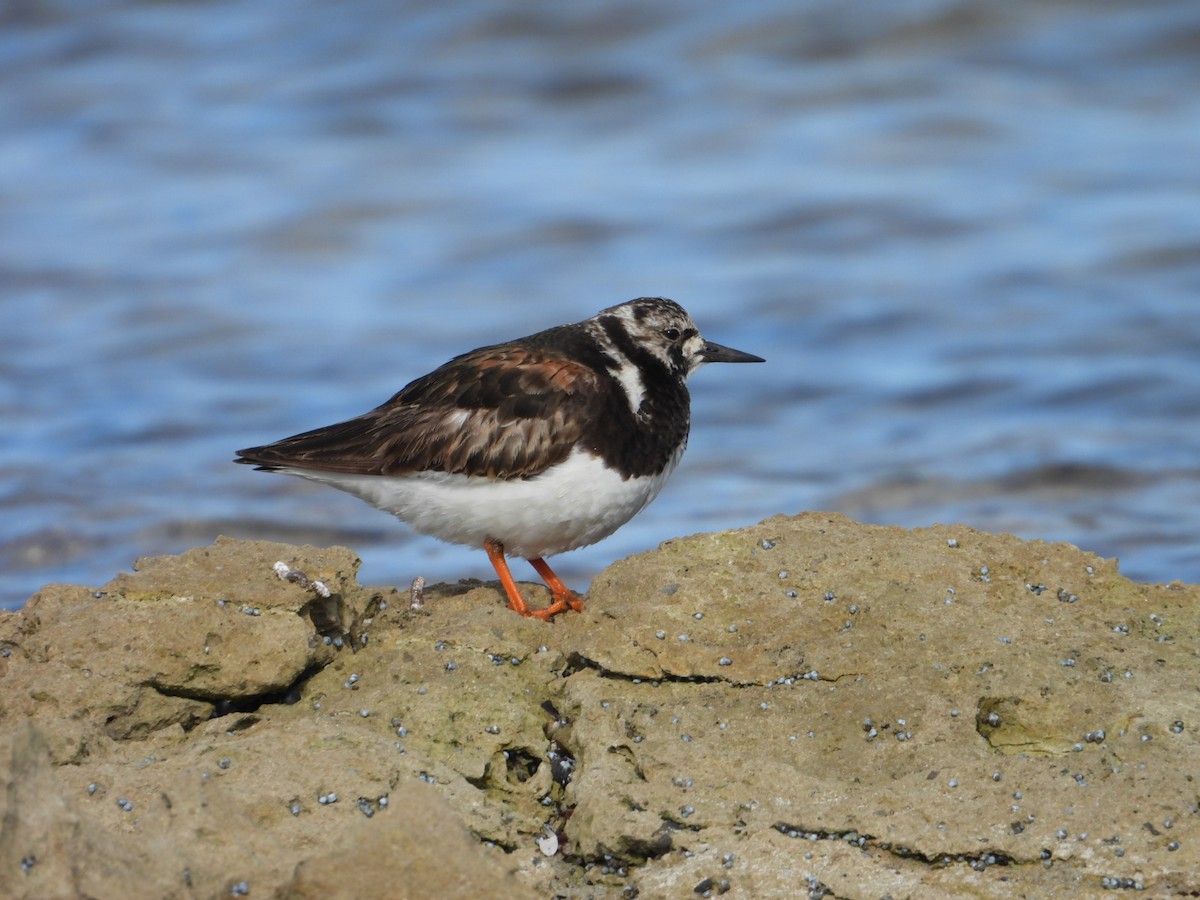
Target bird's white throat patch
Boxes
[609,358,646,417]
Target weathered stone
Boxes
[0,725,173,900]
[0,538,363,762]
[0,515,1196,897]
[276,781,534,900]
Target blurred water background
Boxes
[3,0,1200,610]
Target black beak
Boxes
[700,340,765,364]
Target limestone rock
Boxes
[1,515,1197,897]
[276,782,533,900]
[1,538,362,762]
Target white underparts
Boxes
[274,446,683,559]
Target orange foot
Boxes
[484,539,586,620]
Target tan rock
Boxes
[0,515,1196,897]
[276,781,533,900]
[0,725,173,900]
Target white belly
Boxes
[275,447,682,559]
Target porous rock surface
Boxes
[1,514,1197,898]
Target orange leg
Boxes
[484,538,534,616]
[529,557,586,614]
[483,539,584,620]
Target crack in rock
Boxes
[879,843,1020,871]
[566,651,847,687]
[773,821,1030,873]
[567,652,728,685]
[148,660,324,721]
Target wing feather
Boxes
[236,347,599,479]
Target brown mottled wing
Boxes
[236,346,600,479]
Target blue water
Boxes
[4,0,1200,609]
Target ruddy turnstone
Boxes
[236,297,763,619]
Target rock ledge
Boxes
[2,514,1197,898]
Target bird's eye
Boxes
[663,327,681,341]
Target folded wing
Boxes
[235,347,600,479]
